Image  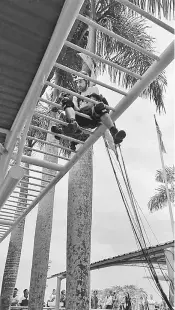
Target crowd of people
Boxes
[10,287,66,308]
[91,291,168,310]
[10,287,168,309]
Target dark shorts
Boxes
[76,106,101,129]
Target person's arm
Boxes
[72,96,80,111]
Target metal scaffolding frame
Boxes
[0,0,174,242]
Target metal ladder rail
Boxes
[0,39,173,243]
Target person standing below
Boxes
[19,289,29,306]
[47,288,56,307]
[103,291,113,309]
[139,296,145,310]
[112,292,120,310]
[91,290,99,309]
[60,289,66,308]
[125,293,132,310]
[11,288,19,306]
[147,295,156,310]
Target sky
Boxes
[0,17,174,303]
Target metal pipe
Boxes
[30,124,85,144]
[21,167,55,178]
[7,199,30,205]
[77,14,160,60]
[0,209,21,215]
[116,0,175,34]
[16,185,41,193]
[0,166,24,211]
[46,81,116,111]
[16,117,32,166]
[23,174,50,183]
[20,179,46,188]
[55,277,62,310]
[2,206,26,212]
[0,214,16,220]
[39,97,92,120]
[24,146,69,161]
[10,194,33,201]
[2,0,85,177]
[34,111,92,135]
[26,136,77,154]
[19,155,64,172]
[54,63,128,95]
[0,128,9,134]
[1,41,173,243]
[13,190,38,198]
[65,41,142,80]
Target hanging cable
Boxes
[103,137,173,309]
[118,145,174,279]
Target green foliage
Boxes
[148,166,175,212]
[95,284,147,306]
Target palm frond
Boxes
[155,166,175,183]
[96,0,175,20]
[127,0,175,19]
[96,8,167,111]
[148,184,174,212]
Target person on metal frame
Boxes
[51,71,126,146]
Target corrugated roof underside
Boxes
[0,0,65,144]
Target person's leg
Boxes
[64,107,76,122]
[93,102,126,144]
[61,98,79,132]
[100,113,114,129]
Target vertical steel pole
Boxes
[55,277,62,310]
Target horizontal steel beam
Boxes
[54,63,127,95]
[22,167,55,178]
[34,111,91,135]
[0,128,9,135]
[21,155,63,172]
[77,14,160,61]
[24,146,69,161]
[45,81,115,111]
[65,41,142,80]
[39,97,92,120]
[26,135,77,154]
[30,124,85,144]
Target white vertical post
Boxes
[55,276,62,310]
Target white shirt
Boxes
[11,295,19,306]
[148,299,156,310]
[104,295,113,306]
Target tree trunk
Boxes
[66,147,93,310]
[0,151,31,310]
[28,116,58,310]
[66,1,96,308]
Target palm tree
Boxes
[63,1,173,309]
[28,111,59,310]
[148,166,174,212]
[0,114,48,310]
